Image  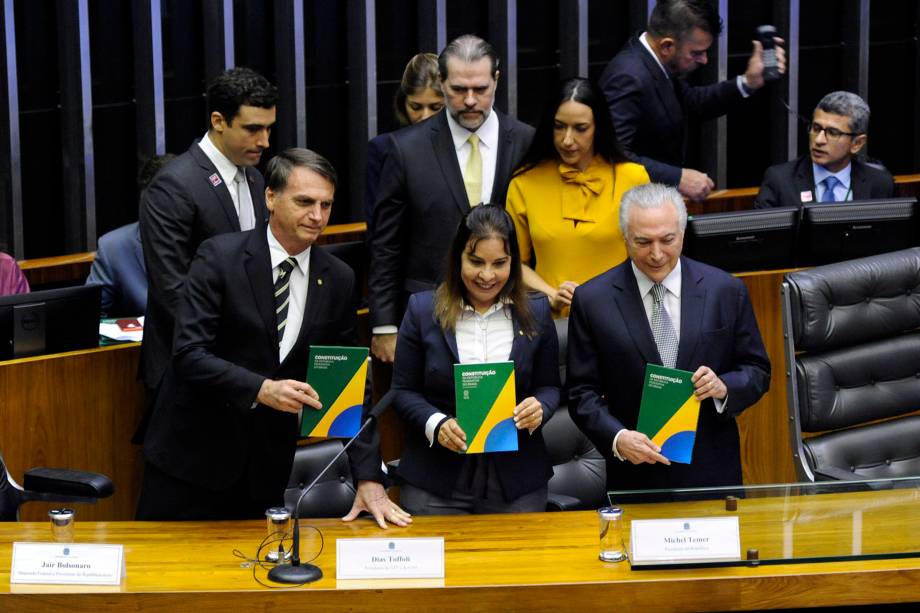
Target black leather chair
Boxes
[544,317,606,510]
[283,440,356,518]
[782,247,920,481]
[0,447,114,521]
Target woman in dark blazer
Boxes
[392,204,560,515]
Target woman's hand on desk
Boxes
[437,418,468,453]
[513,397,544,434]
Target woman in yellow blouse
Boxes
[506,77,649,317]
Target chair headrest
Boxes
[786,247,920,352]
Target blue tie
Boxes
[820,176,839,203]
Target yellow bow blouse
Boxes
[506,155,650,317]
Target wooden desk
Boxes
[0,343,146,521]
[1,510,918,611]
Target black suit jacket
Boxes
[138,142,267,390]
[599,36,744,185]
[567,257,770,490]
[392,291,560,500]
[143,227,381,510]
[369,111,534,328]
[753,155,896,209]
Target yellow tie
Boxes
[464,134,482,207]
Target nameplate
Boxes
[630,517,740,566]
[10,542,125,585]
[336,537,444,579]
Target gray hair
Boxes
[815,91,870,134]
[265,148,337,192]
[438,34,500,80]
[619,183,688,238]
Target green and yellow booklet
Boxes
[300,346,368,438]
[453,361,518,454]
[636,364,701,464]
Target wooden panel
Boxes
[0,343,145,521]
[1,510,920,610]
[737,269,800,485]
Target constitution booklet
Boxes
[636,364,701,464]
[300,346,368,438]
[453,361,518,454]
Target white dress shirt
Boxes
[424,302,514,446]
[267,226,311,362]
[198,132,257,230]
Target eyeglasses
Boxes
[808,122,859,141]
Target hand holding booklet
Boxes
[636,364,701,464]
[453,361,518,454]
[300,345,369,438]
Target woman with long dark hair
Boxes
[391,204,560,514]
[506,77,649,317]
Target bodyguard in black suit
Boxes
[139,68,277,393]
[138,149,411,528]
[755,91,895,208]
[568,184,770,490]
[599,0,784,201]
[369,34,534,364]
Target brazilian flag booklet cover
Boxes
[453,361,518,454]
[300,346,369,438]
[636,364,701,464]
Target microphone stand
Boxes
[268,391,393,584]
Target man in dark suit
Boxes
[567,183,770,490]
[754,91,896,208]
[138,149,411,528]
[87,154,175,318]
[599,0,784,201]
[369,34,534,364]
[138,68,277,394]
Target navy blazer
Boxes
[369,111,534,329]
[567,257,770,490]
[143,226,382,510]
[364,132,392,236]
[599,36,744,185]
[86,222,147,318]
[139,142,267,391]
[392,291,560,501]
[753,155,896,209]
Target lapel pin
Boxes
[800,190,813,203]
[317,278,323,286]
[208,173,222,187]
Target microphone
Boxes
[267,390,395,584]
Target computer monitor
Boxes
[0,285,101,360]
[800,197,919,265]
[683,206,799,273]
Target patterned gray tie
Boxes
[274,257,297,344]
[651,283,679,368]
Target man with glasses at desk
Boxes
[754,91,895,208]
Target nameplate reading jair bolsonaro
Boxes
[300,346,369,438]
[453,361,518,453]
[636,364,701,464]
